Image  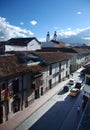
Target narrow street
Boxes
[15,84,83,130]
[0,66,85,130]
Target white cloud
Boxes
[67,28,71,31]
[0,17,34,41]
[20,22,24,25]
[77,11,82,15]
[57,27,90,38]
[58,29,77,38]
[82,37,90,40]
[30,20,37,25]
[43,27,90,40]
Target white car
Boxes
[68,79,75,85]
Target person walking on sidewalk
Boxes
[76,106,80,114]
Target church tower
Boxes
[53,31,57,41]
[46,31,50,42]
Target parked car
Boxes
[63,84,71,92]
[75,81,82,89]
[80,69,86,77]
[69,88,80,97]
[68,79,75,85]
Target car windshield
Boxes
[86,77,90,85]
[76,83,81,86]
[69,80,73,82]
[69,80,74,85]
[71,89,78,92]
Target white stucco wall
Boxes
[5,45,27,51]
[83,74,90,98]
[61,61,66,79]
[52,63,59,84]
[43,67,50,91]
[43,60,70,91]
[41,41,55,48]
[27,39,41,50]
[5,39,41,51]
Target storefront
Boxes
[32,73,43,99]
[0,82,11,123]
[0,76,26,123]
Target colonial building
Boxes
[5,37,41,51]
[0,50,71,123]
[37,47,90,73]
[0,54,32,123]
[41,32,68,48]
[83,63,90,98]
[33,51,71,92]
[77,63,90,130]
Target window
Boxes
[49,65,52,75]
[66,61,68,68]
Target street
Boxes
[28,91,83,130]
[15,71,84,130]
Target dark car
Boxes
[80,69,86,76]
[63,85,71,92]
[75,81,82,89]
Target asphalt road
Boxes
[29,92,83,130]
[15,90,83,130]
[15,71,84,130]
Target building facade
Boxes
[5,37,41,51]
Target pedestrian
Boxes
[76,106,80,114]
[67,74,70,79]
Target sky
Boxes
[0,0,90,41]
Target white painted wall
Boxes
[41,41,55,48]
[43,60,70,91]
[44,67,50,91]
[5,45,27,51]
[5,39,41,51]
[61,61,66,79]
[52,63,59,84]
[27,39,41,50]
[83,74,90,98]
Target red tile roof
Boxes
[6,37,41,46]
[0,51,71,80]
[33,51,71,64]
[0,54,30,79]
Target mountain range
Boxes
[58,28,90,45]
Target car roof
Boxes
[76,80,82,83]
[69,79,74,81]
[71,88,79,91]
[65,84,70,87]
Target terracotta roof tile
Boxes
[33,51,71,64]
[0,54,30,79]
[6,37,41,46]
[0,51,70,79]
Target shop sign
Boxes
[1,90,5,101]
[1,89,10,101]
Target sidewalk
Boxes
[0,79,69,130]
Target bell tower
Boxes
[46,31,50,42]
[53,31,57,41]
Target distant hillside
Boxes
[58,28,90,45]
